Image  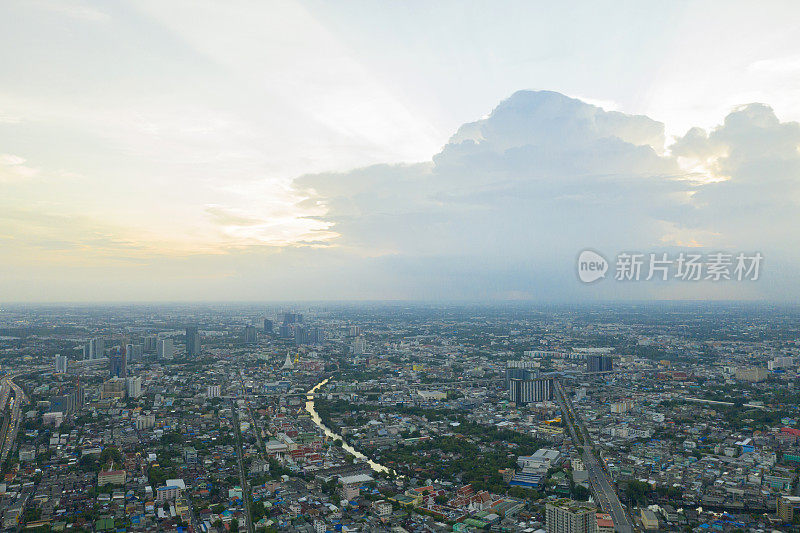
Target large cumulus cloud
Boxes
[290,90,800,300]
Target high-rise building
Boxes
[505,366,536,387]
[546,499,597,533]
[294,326,324,345]
[109,349,127,378]
[244,325,257,344]
[54,354,68,373]
[207,385,221,398]
[49,385,84,415]
[157,338,174,359]
[85,338,105,360]
[352,336,367,355]
[587,355,613,373]
[185,326,200,357]
[126,376,143,398]
[279,312,303,326]
[348,325,362,336]
[100,378,126,400]
[263,318,273,335]
[143,335,158,353]
[509,378,553,405]
[778,495,800,521]
[126,343,144,362]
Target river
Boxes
[305,377,390,474]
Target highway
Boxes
[229,398,255,533]
[554,379,634,533]
[0,377,26,463]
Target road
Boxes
[0,378,26,463]
[554,379,634,533]
[229,398,255,533]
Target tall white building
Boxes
[54,354,68,373]
[85,338,105,360]
[157,338,174,359]
[546,499,597,533]
[126,376,143,398]
[351,336,367,355]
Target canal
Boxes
[305,377,391,474]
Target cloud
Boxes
[289,91,800,300]
[0,153,39,181]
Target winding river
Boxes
[305,377,390,474]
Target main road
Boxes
[229,398,255,533]
[554,380,633,533]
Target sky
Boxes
[2,0,800,301]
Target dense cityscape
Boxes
[0,303,798,532]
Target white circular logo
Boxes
[577,250,608,283]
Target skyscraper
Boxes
[85,338,105,360]
[157,338,174,359]
[244,325,257,344]
[109,349,127,378]
[186,326,200,357]
[587,355,613,373]
[263,318,273,335]
[54,354,68,373]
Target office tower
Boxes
[278,312,303,326]
[49,385,84,415]
[546,499,597,533]
[351,336,367,355]
[54,354,68,373]
[244,325,257,344]
[126,343,143,362]
[509,378,553,405]
[143,335,158,353]
[505,366,537,387]
[586,355,613,373]
[185,326,200,357]
[86,338,105,360]
[126,376,143,398]
[279,324,292,338]
[263,318,273,335]
[109,349,127,378]
[207,385,221,398]
[157,338,174,359]
[294,325,308,345]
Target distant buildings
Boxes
[100,377,126,400]
[49,385,84,415]
[185,326,200,357]
[54,354,68,373]
[84,337,105,360]
[143,335,158,353]
[352,336,367,355]
[207,384,221,398]
[125,343,143,362]
[546,499,597,533]
[294,326,324,345]
[126,376,143,398]
[157,338,174,359]
[109,350,127,378]
[244,325,257,344]
[735,366,768,382]
[587,355,613,373]
[263,318,273,334]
